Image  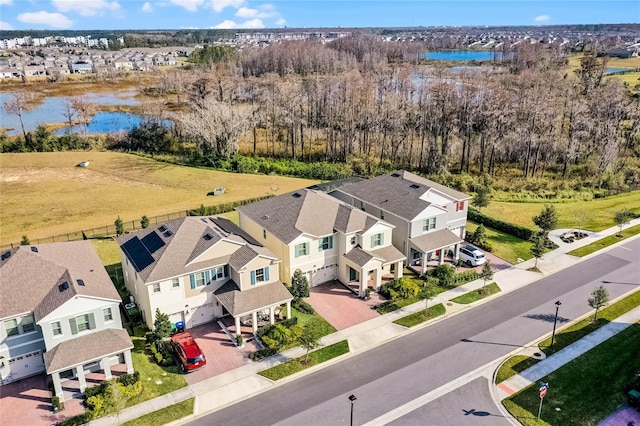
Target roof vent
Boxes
[1,251,11,261]
[77,279,85,286]
[292,193,301,198]
[203,233,213,241]
[261,215,270,220]
[163,230,173,238]
[391,173,400,177]
[158,225,167,232]
[410,184,420,189]
[31,246,38,253]
[58,282,69,292]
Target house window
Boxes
[4,319,18,337]
[153,283,161,293]
[318,236,333,251]
[350,236,356,245]
[263,229,267,239]
[212,265,228,280]
[103,308,113,322]
[172,278,180,288]
[250,267,270,285]
[195,272,205,287]
[21,315,35,333]
[456,201,465,211]
[295,242,310,258]
[71,313,95,334]
[371,233,384,248]
[51,321,62,336]
[423,217,436,231]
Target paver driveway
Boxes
[307,281,381,330]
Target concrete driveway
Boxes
[307,281,381,330]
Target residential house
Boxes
[332,170,471,275]
[237,189,405,297]
[0,241,134,401]
[69,61,93,74]
[117,217,293,336]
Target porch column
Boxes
[373,268,382,290]
[359,268,367,298]
[252,311,258,334]
[286,300,291,319]
[438,249,445,265]
[52,372,64,400]
[124,349,134,374]
[76,365,87,393]
[454,243,460,262]
[269,306,275,325]
[235,316,241,337]
[394,262,402,279]
[421,252,428,275]
[100,357,112,380]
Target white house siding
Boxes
[288,234,339,287]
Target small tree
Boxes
[588,286,609,323]
[530,231,546,269]
[290,269,310,299]
[533,204,558,232]
[20,235,30,245]
[419,280,438,314]
[433,264,456,287]
[154,309,172,338]
[298,320,322,364]
[114,216,125,236]
[472,186,491,210]
[614,209,634,236]
[470,224,487,245]
[481,260,493,291]
[140,215,150,229]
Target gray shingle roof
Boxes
[343,248,374,267]
[368,244,406,265]
[336,170,470,221]
[0,241,120,321]
[409,229,464,253]
[214,280,293,317]
[237,189,387,244]
[44,328,133,373]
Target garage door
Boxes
[169,311,184,325]
[8,350,44,381]
[310,264,336,287]
[189,303,215,327]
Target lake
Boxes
[0,90,158,135]
[424,51,500,61]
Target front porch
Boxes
[343,245,406,298]
[408,229,464,276]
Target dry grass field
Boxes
[0,152,318,244]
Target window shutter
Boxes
[264,267,270,281]
[88,313,96,330]
[223,265,229,277]
[370,235,375,246]
[189,274,195,289]
[329,237,333,249]
[205,270,211,285]
[250,271,256,285]
[318,240,322,250]
[456,203,459,212]
[70,318,78,335]
[461,201,465,210]
[380,233,384,245]
[304,242,309,254]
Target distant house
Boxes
[117,216,293,336]
[0,67,20,79]
[605,48,632,59]
[22,65,46,77]
[0,241,134,401]
[69,61,92,74]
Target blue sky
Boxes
[0,1,637,31]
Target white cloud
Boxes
[0,20,14,30]
[17,11,73,28]
[141,1,153,12]
[170,0,204,12]
[275,18,285,26]
[534,15,550,22]
[211,18,264,29]
[209,0,244,13]
[235,4,275,18]
[52,0,121,16]
[0,0,13,6]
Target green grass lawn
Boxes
[567,224,640,257]
[258,340,350,381]
[449,282,501,304]
[495,355,541,384]
[538,289,640,356]
[393,303,446,327]
[375,271,450,314]
[466,222,532,264]
[291,307,337,338]
[122,398,194,426]
[503,323,640,426]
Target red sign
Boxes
[540,388,547,398]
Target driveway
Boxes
[0,374,83,426]
[307,281,381,330]
[182,322,256,386]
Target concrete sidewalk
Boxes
[90,218,640,425]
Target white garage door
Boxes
[189,303,215,327]
[310,264,336,287]
[8,350,44,381]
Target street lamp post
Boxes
[551,300,561,347]
[349,394,357,426]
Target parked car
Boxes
[459,245,486,266]
[170,332,206,372]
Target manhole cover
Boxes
[446,302,452,306]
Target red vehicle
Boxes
[170,332,206,372]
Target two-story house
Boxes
[332,170,471,275]
[117,216,293,336]
[0,241,134,401]
[237,189,405,298]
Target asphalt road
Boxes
[188,239,640,426]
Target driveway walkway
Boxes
[308,281,382,330]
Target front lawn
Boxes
[393,303,446,327]
[258,340,350,381]
[375,271,449,314]
[449,282,501,304]
[567,224,640,257]
[290,307,336,338]
[122,398,194,426]
[466,222,532,264]
[503,323,640,426]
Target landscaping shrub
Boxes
[236,334,243,347]
[432,264,456,287]
[56,412,94,426]
[116,371,140,387]
[84,382,109,399]
[468,208,534,240]
[292,298,315,314]
[52,396,62,412]
[248,347,279,361]
[119,381,143,399]
[378,277,420,300]
[280,317,298,328]
[187,195,273,216]
[149,340,174,367]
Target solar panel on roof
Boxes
[122,237,155,272]
[141,231,165,254]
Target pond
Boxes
[605,68,628,74]
[423,51,501,61]
[0,90,161,135]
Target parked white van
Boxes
[459,245,486,266]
